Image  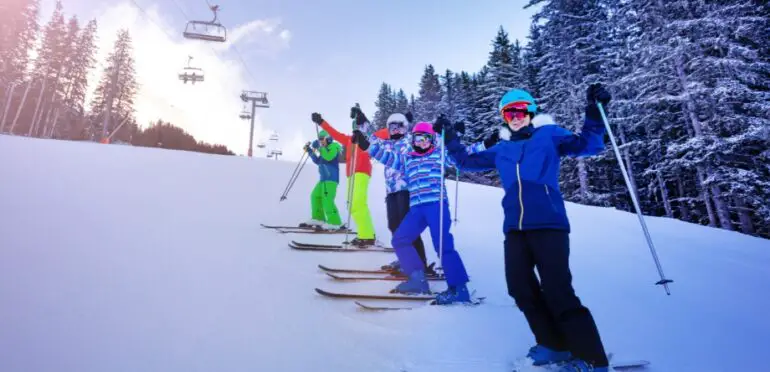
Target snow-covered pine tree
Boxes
[0,0,39,84]
[414,64,442,122]
[55,18,97,139]
[452,71,473,129]
[677,1,770,236]
[394,89,409,116]
[88,29,137,142]
[522,23,545,100]
[526,0,613,206]
[373,82,395,130]
[473,27,524,142]
[438,69,457,122]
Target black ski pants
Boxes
[386,190,427,268]
[504,229,608,368]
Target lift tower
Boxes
[239,91,269,157]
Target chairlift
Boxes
[239,102,251,119]
[257,142,266,149]
[178,56,204,84]
[183,4,227,43]
[269,133,279,141]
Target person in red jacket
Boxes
[311,110,376,247]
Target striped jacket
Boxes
[367,135,484,207]
[367,127,486,196]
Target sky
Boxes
[42,0,542,160]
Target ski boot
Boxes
[381,259,401,272]
[391,270,430,294]
[554,359,607,372]
[424,262,439,277]
[348,237,376,248]
[433,283,471,305]
[298,219,324,228]
[527,345,571,366]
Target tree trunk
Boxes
[676,178,691,221]
[696,167,717,227]
[577,158,589,201]
[656,171,673,218]
[733,198,755,235]
[710,184,733,230]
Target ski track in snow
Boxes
[1,135,769,371]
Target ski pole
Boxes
[438,126,446,269]
[453,168,459,225]
[280,150,310,201]
[596,101,673,295]
[344,108,360,244]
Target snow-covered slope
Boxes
[1,135,769,372]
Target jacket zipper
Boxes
[544,184,549,196]
[517,163,524,230]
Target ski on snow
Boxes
[315,288,435,301]
[511,353,650,371]
[324,272,445,282]
[290,240,395,252]
[316,288,485,311]
[317,264,444,278]
[260,223,355,235]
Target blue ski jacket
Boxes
[447,113,606,233]
[308,139,341,183]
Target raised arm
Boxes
[350,129,405,172]
[319,141,340,161]
[305,142,320,164]
[554,83,611,157]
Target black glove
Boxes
[586,83,611,105]
[585,83,611,121]
[483,130,500,148]
[311,112,324,125]
[432,115,451,134]
[350,106,369,126]
[303,142,312,153]
[405,112,414,123]
[454,120,466,135]
[351,129,370,151]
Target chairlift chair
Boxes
[239,102,251,119]
[183,5,227,43]
[178,56,204,84]
[257,142,266,149]
[269,133,279,141]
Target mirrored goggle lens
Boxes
[388,122,406,131]
[413,133,433,144]
[503,108,529,121]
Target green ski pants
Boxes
[311,181,341,226]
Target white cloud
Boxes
[279,30,291,42]
[85,1,290,155]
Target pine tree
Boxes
[527,0,614,205]
[414,64,442,122]
[438,69,456,122]
[0,0,39,84]
[373,82,395,130]
[476,27,524,140]
[394,89,409,115]
[88,29,137,141]
[522,23,545,99]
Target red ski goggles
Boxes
[501,102,531,122]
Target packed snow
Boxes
[1,134,769,372]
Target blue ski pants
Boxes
[391,200,469,286]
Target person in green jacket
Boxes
[300,130,345,230]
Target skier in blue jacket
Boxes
[444,84,612,372]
